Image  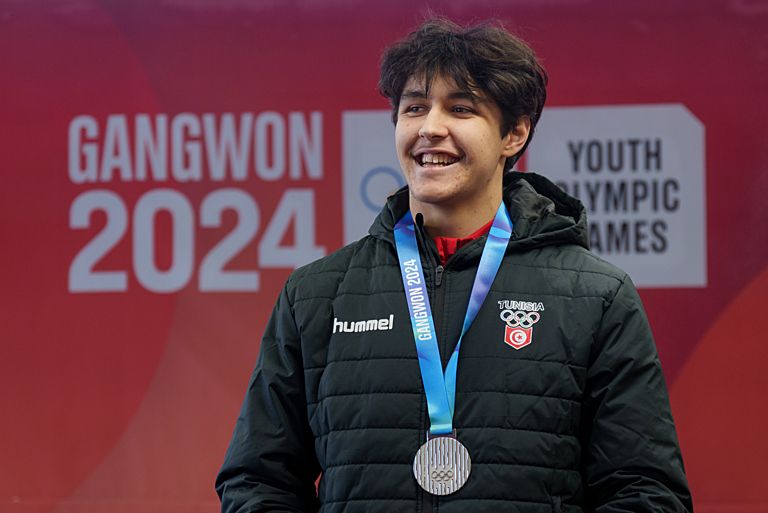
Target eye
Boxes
[402,104,425,114]
[452,105,474,114]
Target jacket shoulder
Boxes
[284,235,395,305]
[524,243,634,302]
[559,245,627,280]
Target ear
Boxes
[501,116,532,157]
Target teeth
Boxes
[419,153,459,166]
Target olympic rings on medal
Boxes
[499,309,540,329]
[430,469,455,481]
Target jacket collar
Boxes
[369,172,589,253]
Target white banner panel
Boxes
[528,104,706,288]
[342,111,404,244]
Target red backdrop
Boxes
[1,1,766,512]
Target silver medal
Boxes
[412,434,471,495]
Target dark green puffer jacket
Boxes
[216,172,692,513]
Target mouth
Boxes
[414,152,462,168]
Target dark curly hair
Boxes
[379,18,548,169]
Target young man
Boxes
[216,19,693,512]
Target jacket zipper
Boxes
[434,265,444,287]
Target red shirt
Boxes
[433,218,494,265]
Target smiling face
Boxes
[395,74,529,231]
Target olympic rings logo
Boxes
[430,468,455,481]
[500,309,540,329]
[359,166,405,213]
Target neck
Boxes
[410,189,502,238]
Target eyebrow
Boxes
[400,89,483,103]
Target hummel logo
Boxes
[333,314,394,334]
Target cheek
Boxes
[395,122,414,147]
[476,136,502,162]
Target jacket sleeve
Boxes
[582,276,693,512]
[216,283,321,513]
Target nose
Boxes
[418,108,449,140]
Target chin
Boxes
[409,187,460,209]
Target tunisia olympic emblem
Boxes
[499,309,541,350]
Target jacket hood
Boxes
[368,171,589,252]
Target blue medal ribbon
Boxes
[394,202,513,435]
